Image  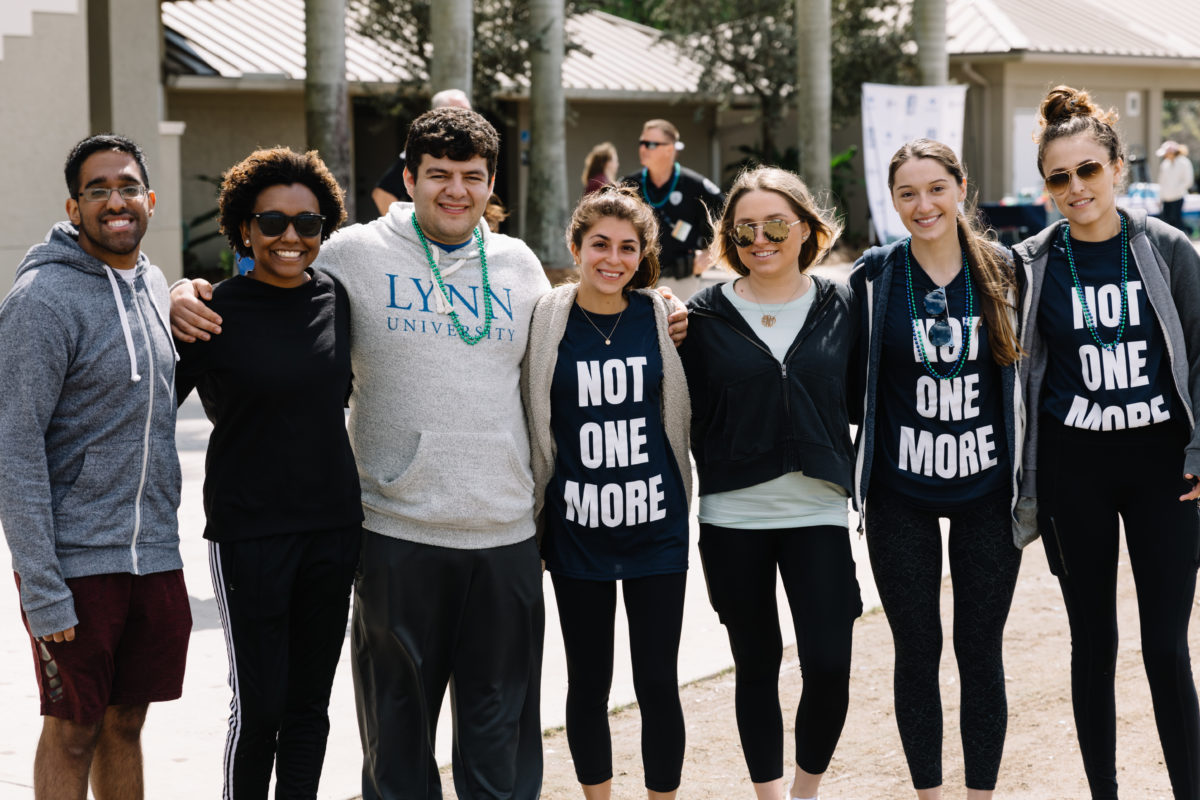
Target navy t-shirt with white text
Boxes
[874,258,1009,510]
[1038,224,1174,430]
[543,294,689,580]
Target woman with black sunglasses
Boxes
[1013,86,1200,800]
[849,139,1024,800]
[174,147,361,799]
[679,166,860,800]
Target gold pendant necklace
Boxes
[578,304,625,345]
[741,275,805,328]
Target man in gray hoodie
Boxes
[0,134,190,800]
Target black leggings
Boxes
[865,488,1021,791]
[698,524,861,783]
[551,571,687,792]
[1038,419,1200,800]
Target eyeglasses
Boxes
[923,286,953,347]
[638,140,670,150]
[729,219,804,248]
[252,212,325,238]
[77,185,147,203]
[1043,160,1110,195]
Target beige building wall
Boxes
[165,88,308,271]
[0,6,90,289]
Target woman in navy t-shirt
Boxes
[525,187,692,799]
[849,139,1024,799]
[1013,86,1200,799]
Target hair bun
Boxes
[1039,85,1118,130]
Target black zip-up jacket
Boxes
[679,275,858,496]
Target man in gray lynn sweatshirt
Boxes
[0,135,191,800]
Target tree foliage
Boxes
[586,0,916,155]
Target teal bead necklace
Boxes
[641,163,680,208]
[411,212,494,346]
[905,238,974,381]
[1062,210,1128,352]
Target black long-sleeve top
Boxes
[175,270,362,542]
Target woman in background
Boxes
[582,142,620,195]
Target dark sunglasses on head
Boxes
[729,219,804,248]
[253,211,325,238]
[924,286,953,348]
[1043,160,1109,194]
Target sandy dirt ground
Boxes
[442,536,1198,799]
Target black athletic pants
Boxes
[1038,418,1200,800]
[210,526,361,800]
[351,531,545,800]
[864,488,1021,791]
[550,572,687,792]
[698,523,861,783]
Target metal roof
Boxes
[162,2,703,98]
[948,0,1200,59]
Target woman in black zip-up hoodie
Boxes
[679,167,861,800]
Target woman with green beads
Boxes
[849,138,1024,800]
[1013,85,1200,800]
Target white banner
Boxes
[861,83,968,244]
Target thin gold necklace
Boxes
[577,303,625,345]
[741,275,806,328]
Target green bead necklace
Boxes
[411,212,494,346]
[1062,211,1128,352]
[641,163,680,208]
[905,238,974,381]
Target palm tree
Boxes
[796,0,831,194]
[914,0,947,85]
[305,0,352,216]
[525,0,569,268]
[431,0,473,99]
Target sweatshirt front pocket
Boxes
[54,444,139,549]
[376,430,535,530]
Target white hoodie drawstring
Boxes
[144,288,180,364]
[103,266,141,382]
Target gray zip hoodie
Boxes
[1011,210,1200,545]
[0,222,182,637]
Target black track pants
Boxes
[351,531,544,800]
[211,526,360,800]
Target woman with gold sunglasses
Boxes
[1012,85,1200,799]
[679,166,859,800]
[849,139,1024,800]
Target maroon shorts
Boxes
[17,570,192,725]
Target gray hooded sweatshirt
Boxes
[318,202,551,548]
[0,222,182,637]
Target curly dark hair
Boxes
[64,134,149,196]
[218,148,347,258]
[565,185,661,293]
[404,107,500,182]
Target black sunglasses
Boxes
[924,286,953,348]
[638,140,670,150]
[253,212,325,238]
[729,219,803,248]
[1043,160,1109,194]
